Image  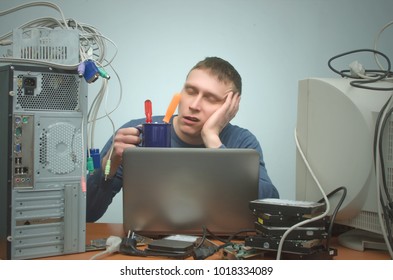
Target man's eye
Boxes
[186,89,197,95]
[205,96,221,103]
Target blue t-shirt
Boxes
[86,115,279,222]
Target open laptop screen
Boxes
[122,148,259,237]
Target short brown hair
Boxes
[189,57,242,95]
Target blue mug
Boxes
[139,123,171,147]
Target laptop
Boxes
[122,148,259,237]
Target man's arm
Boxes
[86,168,121,222]
[86,133,126,222]
[86,118,144,222]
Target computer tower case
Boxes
[0,64,87,259]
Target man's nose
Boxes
[189,94,202,110]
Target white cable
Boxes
[374,93,393,259]
[86,63,123,170]
[81,113,87,195]
[88,64,123,122]
[0,3,119,68]
[349,60,388,81]
[374,20,393,71]
[90,236,122,260]
[0,57,78,70]
[0,1,68,29]
[0,2,123,159]
[103,79,117,177]
[276,129,332,260]
[88,79,107,151]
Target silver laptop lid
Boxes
[122,148,259,237]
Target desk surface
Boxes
[39,223,391,260]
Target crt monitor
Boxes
[295,77,393,251]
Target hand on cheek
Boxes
[201,91,240,147]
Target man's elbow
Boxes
[258,182,279,199]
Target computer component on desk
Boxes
[254,222,328,240]
[296,78,393,254]
[122,148,259,237]
[146,239,195,255]
[0,64,87,260]
[244,235,325,255]
[221,243,265,260]
[255,212,329,227]
[249,198,326,216]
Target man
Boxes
[86,57,279,222]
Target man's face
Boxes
[175,68,233,145]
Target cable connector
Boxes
[349,60,366,78]
[98,67,110,80]
[89,148,101,169]
[193,246,217,260]
[119,232,147,257]
[83,59,99,83]
[104,159,111,181]
[87,157,94,174]
[77,61,86,77]
[105,236,123,253]
[90,235,122,260]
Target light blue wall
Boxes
[1,0,393,223]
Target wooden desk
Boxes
[39,223,391,260]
